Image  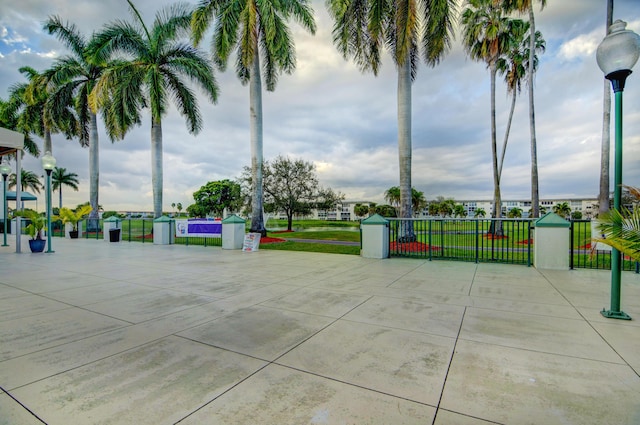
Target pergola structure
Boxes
[0,126,25,253]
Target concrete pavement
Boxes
[1,237,639,424]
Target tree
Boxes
[496,21,544,179]
[571,211,582,220]
[314,187,345,212]
[552,202,571,219]
[192,179,242,218]
[462,0,522,235]
[89,0,219,218]
[186,203,209,218]
[386,186,426,216]
[192,0,316,236]
[176,202,183,216]
[354,204,370,218]
[384,187,401,209]
[9,169,43,194]
[327,0,457,241]
[507,207,522,218]
[504,0,547,218]
[474,208,487,218]
[454,204,468,218]
[51,166,79,209]
[44,16,119,220]
[245,156,319,231]
[598,0,614,217]
[0,97,40,157]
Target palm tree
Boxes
[496,20,544,179]
[44,16,118,220]
[9,169,43,194]
[598,0,614,217]
[385,187,401,209]
[412,189,427,215]
[454,204,468,218]
[507,207,522,218]
[0,97,40,157]
[51,167,80,209]
[462,0,522,235]
[474,208,487,218]
[504,0,546,218]
[89,0,219,218]
[327,0,456,242]
[191,0,316,236]
[552,202,571,219]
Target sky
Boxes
[0,0,639,213]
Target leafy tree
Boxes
[192,179,242,218]
[89,0,219,218]
[9,169,43,194]
[374,204,397,218]
[327,0,456,241]
[354,204,371,218]
[186,203,209,218]
[462,0,523,234]
[243,156,320,231]
[571,211,582,220]
[51,166,79,209]
[428,202,440,216]
[314,187,345,212]
[552,202,571,219]
[192,0,316,236]
[507,207,522,218]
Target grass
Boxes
[260,240,360,255]
[265,219,359,230]
[271,230,360,242]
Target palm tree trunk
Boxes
[249,47,266,236]
[499,91,517,180]
[59,187,62,210]
[490,63,502,235]
[528,4,539,218]
[397,58,415,242]
[151,118,163,218]
[89,112,100,219]
[598,0,614,217]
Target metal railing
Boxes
[388,218,533,266]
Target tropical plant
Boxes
[56,204,92,231]
[552,202,571,219]
[594,186,640,262]
[354,204,371,218]
[454,204,468,218]
[474,208,487,218]
[504,0,546,218]
[8,169,43,194]
[386,187,427,216]
[51,166,79,209]
[191,0,316,236]
[384,187,401,208]
[15,209,46,240]
[327,0,456,241]
[462,0,523,234]
[89,0,219,218]
[176,202,183,216]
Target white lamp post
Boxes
[0,161,11,247]
[42,151,56,254]
[596,20,640,320]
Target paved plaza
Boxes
[1,237,640,424]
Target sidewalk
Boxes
[1,238,639,424]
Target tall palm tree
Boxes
[552,201,571,219]
[462,0,520,235]
[191,0,316,235]
[51,166,80,209]
[384,187,401,208]
[504,0,546,218]
[496,20,544,179]
[598,0,614,216]
[89,0,219,218]
[327,0,456,242]
[44,16,115,220]
[9,169,43,194]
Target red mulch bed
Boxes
[261,236,286,244]
[484,234,508,240]
[390,241,441,252]
[580,243,592,249]
[271,230,294,234]
[518,239,534,245]
[135,234,153,240]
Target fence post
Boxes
[534,213,570,270]
[361,214,389,259]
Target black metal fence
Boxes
[388,218,533,266]
[570,219,639,272]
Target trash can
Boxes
[109,228,121,242]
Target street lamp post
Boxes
[42,151,56,254]
[0,161,11,247]
[596,20,640,320]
